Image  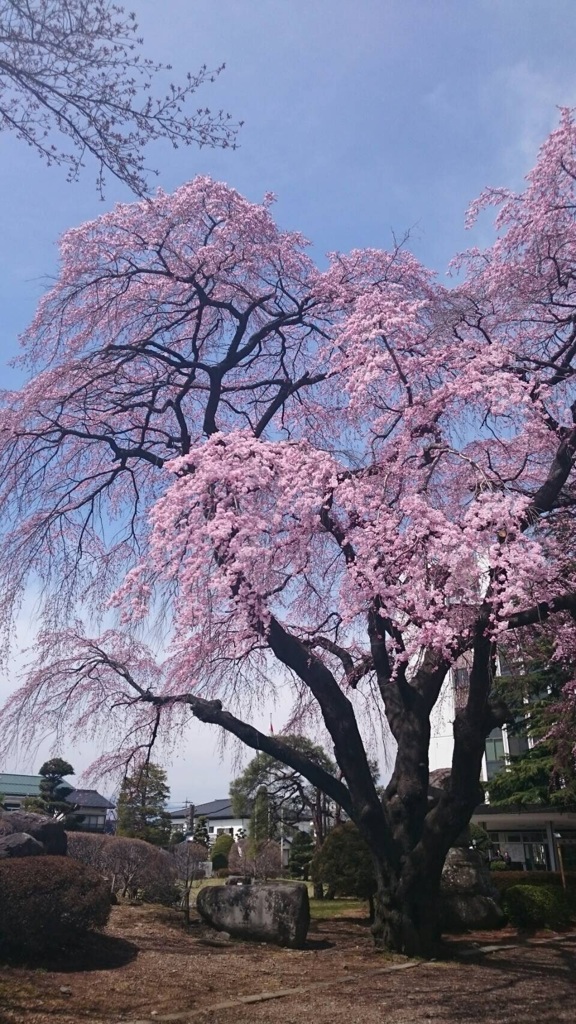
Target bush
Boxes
[311,823,375,901]
[489,860,508,872]
[211,832,234,869]
[502,884,573,930]
[491,870,576,896]
[215,867,230,878]
[67,831,177,903]
[0,856,110,956]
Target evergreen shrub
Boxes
[0,856,110,955]
[502,884,572,929]
[491,870,576,896]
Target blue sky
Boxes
[1,0,576,802]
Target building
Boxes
[430,668,576,871]
[0,773,114,833]
[170,798,250,841]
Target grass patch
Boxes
[309,898,367,920]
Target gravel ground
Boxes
[0,904,574,1024]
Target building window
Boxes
[485,729,505,779]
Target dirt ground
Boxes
[0,904,575,1024]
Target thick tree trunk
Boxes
[371,863,442,957]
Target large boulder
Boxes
[0,832,45,859]
[197,882,310,948]
[440,846,505,932]
[0,812,67,856]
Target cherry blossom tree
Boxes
[0,0,238,195]
[1,111,576,955]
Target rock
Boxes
[197,882,310,948]
[441,894,506,933]
[0,831,45,858]
[441,847,498,898]
[440,846,505,932]
[0,811,67,856]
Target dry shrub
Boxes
[67,831,178,904]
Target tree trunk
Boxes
[370,865,442,957]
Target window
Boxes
[485,729,505,779]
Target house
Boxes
[0,773,114,833]
[429,668,576,871]
[169,798,250,841]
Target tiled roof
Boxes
[65,789,114,810]
[0,774,113,809]
[170,799,243,820]
[0,773,41,797]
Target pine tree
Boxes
[25,758,81,826]
[288,829,315,880]
[192,815,210,849]
[116,762,171,846]
[490,640,576,808]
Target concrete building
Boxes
[430,667,576,871]
[169,798,250,841]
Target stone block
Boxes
[197,882,310,948]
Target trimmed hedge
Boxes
[0,855,111,956]
[502,884,574,930]
[491,870,576,896]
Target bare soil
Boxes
[0,904,575,1024]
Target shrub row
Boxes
[502,884,576,930]
[0,856,110,956]
[491,870,576,896]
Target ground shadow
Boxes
[0,932,138,973]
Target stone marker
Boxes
[197,882,310,948]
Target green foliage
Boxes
[211,832,234,869]
[311,823,376,899]
[490,870,576,896]
[468,823,491,858]
[502,884,574,929]
[229,735,337,830]
[0,856,110,956]
[116,762,172,847]
[490,639,576,808]
[490,860,508,872]
[24,758,80,824]
[249,786,275,846]
[289,829,315,879]
[192,815,210,848]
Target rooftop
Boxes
[170,798,246,820]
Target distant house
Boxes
[169,798,250,842]
[0,773,114,833]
